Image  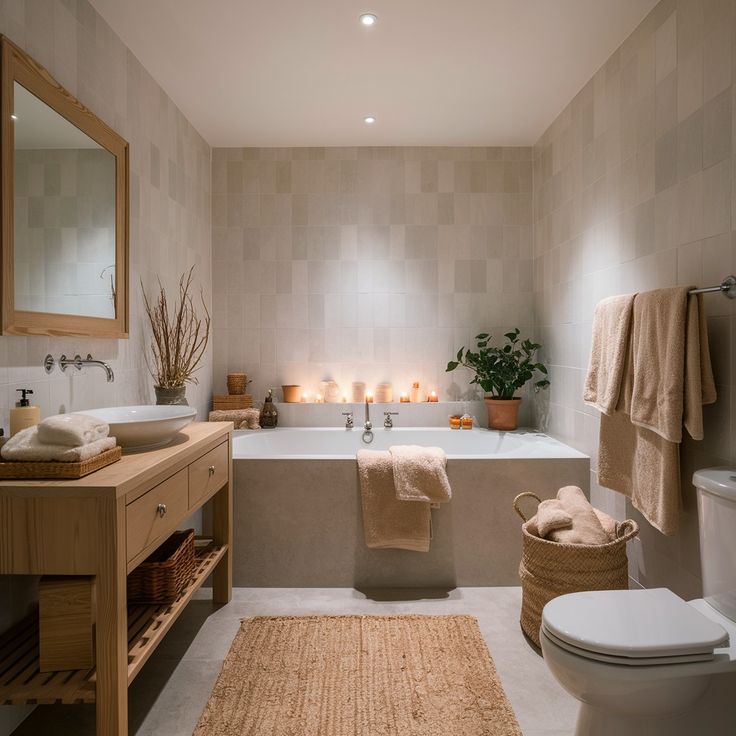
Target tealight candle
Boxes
[301,392,310,403]
[428,390,438,402]
[315,394,323,403]
[366,392,374,403]
[400,392,410,403]
[342,393,348,403]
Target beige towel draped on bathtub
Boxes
[357,449,431,552]
[591,286,716,535]
[389,445,452,505]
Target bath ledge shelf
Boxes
[0,543,227,706]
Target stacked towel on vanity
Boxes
[1,413,115,462]
[357,446,452,551]
[589,287,716,535]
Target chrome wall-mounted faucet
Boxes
[363,397,372,431]
[44,353,115,382]
[383,411,398,429]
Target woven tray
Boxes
[0,446,122,479]
[212,394,252,410]
[127,529,196,604]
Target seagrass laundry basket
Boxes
[513,492,639,648]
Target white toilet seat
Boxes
[542,588,730,665]
[541,625,720,665]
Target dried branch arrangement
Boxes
[141,266,211,388]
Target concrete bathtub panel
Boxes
[233,456,590,587]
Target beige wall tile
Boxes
[533,0,736,599]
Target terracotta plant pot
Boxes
[484,397,521,431]
[155,385,188,406]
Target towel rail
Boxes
[689,276,736,299]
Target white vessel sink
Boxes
[81,405,197,451]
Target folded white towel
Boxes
[37,413,109,447]
[389,445,452,504]
[1,426,116,462]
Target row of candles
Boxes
[296,381,439,404]
[300,390,440,403]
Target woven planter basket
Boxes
[127,529,196,604]
[513,492,638,648]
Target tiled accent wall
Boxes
[0,2,212,732]
[533,0,735,597]
[212,147,534,413]
[15,148,116,317]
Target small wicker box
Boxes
[212,394,252,410]
[127,529,195,605]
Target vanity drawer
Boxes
[126,468,188,562]
[189,441,229,507]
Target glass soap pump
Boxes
[260,388,278,428]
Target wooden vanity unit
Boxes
[0,422,232,736]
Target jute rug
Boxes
[194,615,522,735]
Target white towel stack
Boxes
[1,413,116,462]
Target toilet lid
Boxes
[542,588,729,659]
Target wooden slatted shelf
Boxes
[0,544,227,705]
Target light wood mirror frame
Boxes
[0,36,129,337]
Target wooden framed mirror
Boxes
[0,36,129,337]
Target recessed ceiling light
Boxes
[359,13,377,26]
[363,116,376,125]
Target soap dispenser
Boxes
[10,389,41,436]
[260,389,278,428]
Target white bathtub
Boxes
[232,427,585,460]
[230,426,590,587]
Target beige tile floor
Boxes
[13,587,578,736]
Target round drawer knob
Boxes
[157,503,167,518]
[208,465,216,475]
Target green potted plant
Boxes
[446,329,549,430]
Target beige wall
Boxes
[533,0,735,597]
[212,146,534,411]
[0,2,212,732]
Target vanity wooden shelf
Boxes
[0,422,233,735]
[0,543,227,705]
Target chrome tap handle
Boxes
[383,411,399,428]
[341,412,354,429]
[364,397,372,430]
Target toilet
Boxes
[540,468,736,736]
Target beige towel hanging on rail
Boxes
[592,287,715,535]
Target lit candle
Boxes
[342,393,348,403]
[428,390,438,402]
[400,392,409,403]
[366,392,374,403]
[316,394,323,403]
[301,392,310,403]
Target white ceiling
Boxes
[89,0,658,148]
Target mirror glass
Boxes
[13,81,117,318]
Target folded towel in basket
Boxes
[546,486,610,545]
[37,413,109,447]
[536,499,573,538]
[1,426,116,463]
[389,445,451,505]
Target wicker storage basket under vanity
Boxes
[127,529,195,604]
[513,492,639,647]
